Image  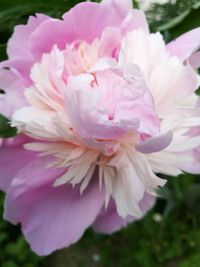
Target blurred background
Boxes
[0,0,200,266]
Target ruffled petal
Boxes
[93,193,155,234]
[30,2,126,60]
[65,67,159,142]
[7,13,50,60]
[4,157,105,255]
[65,73,140,140]
[12,106,66,140]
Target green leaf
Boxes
[0,114,17,138]
[169,7,200,39]
[0,44,7,61]
[2,261,18,267]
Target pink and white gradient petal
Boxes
[4,157,105,256]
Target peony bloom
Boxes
[0,0,200,256]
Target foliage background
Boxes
[0,0,200,266]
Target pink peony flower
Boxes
[0,0,200,255]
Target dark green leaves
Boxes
[0,114,17,138]
[185,184,200,215]
[147,0,200,41]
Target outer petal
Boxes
[167,28,200,62]
[0,59,34,86]
[0,69,27,117]
[7,14,50,60]
[30,2,126,60]
[4,157,105,255]
[1,14,50,85]
[93,193,155,234]
[0,135,36,192]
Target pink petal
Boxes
[121,9,149,34]
[93,193,155,234]
[65,67,159,142]
[136,131,173,154]
[0,135,36,192]
[0,68,27,117]
[7,13,50,60]
[93,199,133,234]
[167,27,200,61]
[99,27,121,58]
[1,14,50,84]
[4,157,105,255]
[30,2,126,60]
[189,51,200,69]
[179,149,200,174]
[0,60,33,86]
